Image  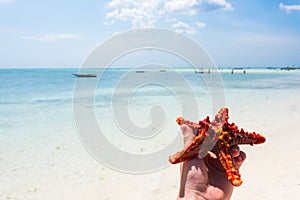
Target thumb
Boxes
[178,125,208,198]
[181,124,195,147]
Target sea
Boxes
[0,67,300,199]
[1,67,299,151]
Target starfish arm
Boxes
[218,143,243,186]
[170,109,227,164]
[236,130,266,145]
[176,117,209,135]
[169,130,206,164]
[226,123,266,146]
[231,133,265,146]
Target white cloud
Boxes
[0,0,14,4]
[165,0,199,15]
[106,0,166,28]
[20,33,80,42]
[279,2,300,13]
[105,0,233,30]
[196,21,206,28]
[206,0,233,11]
[172,21,196,35]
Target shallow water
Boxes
[1,68,299,147]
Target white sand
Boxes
[1,84,299,200]
[228,89,300,199]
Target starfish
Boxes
[169,108,266,186]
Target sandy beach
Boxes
[0,69,300,200]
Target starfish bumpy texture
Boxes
[169,108,266,186]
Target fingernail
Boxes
[235,156,243,164]
[230,146,239,157]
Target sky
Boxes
[0,0,300,68]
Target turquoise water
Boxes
[1,67,299,106]
[221,71,300,89]
[0,68,299,136]
[1,68,299,103]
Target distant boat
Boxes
[280,67,299,71]
[231,67,245,74]
[73,73,97,78]
[136,70,145,73]
[194,70,204,74]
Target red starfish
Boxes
[169,108,266,186]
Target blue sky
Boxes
[0,0,300,68]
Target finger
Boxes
[181,124,195,147]
[207,151,218,159]
[230,145,240,158]
[234,151,246,169]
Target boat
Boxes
[73,73,97,78]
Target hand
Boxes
[177,124,246,200]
